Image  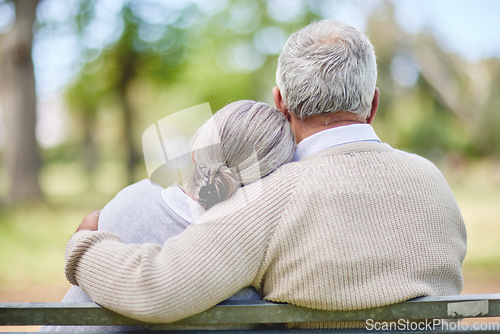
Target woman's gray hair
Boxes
[276,20,377,119]
[186,100,295,210]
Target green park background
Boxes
[0,0,499,322]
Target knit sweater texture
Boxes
[65,142,467,324]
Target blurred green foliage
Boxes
[0,0,498,203]
[52,0,500,189]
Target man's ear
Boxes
[367,87,380,124]
[272,86,288,116]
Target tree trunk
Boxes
[82,111,98,176]
[116,53,138,185]
[0,0,42,203]
[120,91,138,185]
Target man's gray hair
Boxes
[187,100,295,209]
[276,20,377,119]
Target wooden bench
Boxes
[1,294,499,333]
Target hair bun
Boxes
[197,164,240,210]
[197,182,220,210]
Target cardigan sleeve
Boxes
[64,167,299,323]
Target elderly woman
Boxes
[43,100,295,332]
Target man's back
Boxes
[253,141,466,310]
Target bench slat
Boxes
[1,294,500,327]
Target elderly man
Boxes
[65,20,466,325]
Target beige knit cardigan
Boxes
[65,142,467,324]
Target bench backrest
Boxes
[1,294,500,332]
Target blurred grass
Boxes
[0,160,126,289]
[447,159,500,278]
[0,203,83,285]
[0,158,499,291]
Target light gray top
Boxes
[98,180,196,244]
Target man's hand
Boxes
[76,210,101,232]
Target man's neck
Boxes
[290,112,367,144]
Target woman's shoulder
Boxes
[98,179,190,243]
[117,179,163,197]
[103,179,163,207]
[98,179,165,227]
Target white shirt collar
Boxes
[293,124,381,161]
[161,183,204,223]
